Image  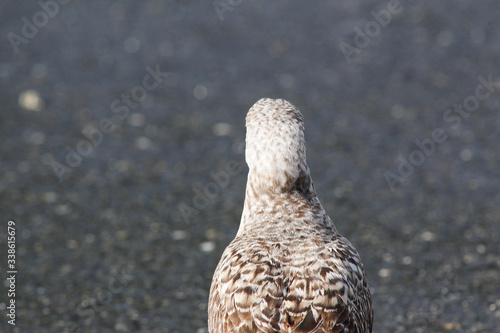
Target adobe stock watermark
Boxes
[339,0,410,64]
[63,264,134,333]
[178,142,245,223]
[384,74,500,192]
[406,276,466,332]
[213,0,244,21]
[7,0,73,54]
[46,64,169,182]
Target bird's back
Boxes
[209,220,373,333]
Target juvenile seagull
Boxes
[209,98,373,333]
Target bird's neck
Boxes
[236,168,331,236]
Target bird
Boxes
[208,98,373,333]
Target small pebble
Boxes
[200,241,215,253]
[172,230,187,240]
[19,90,43,111]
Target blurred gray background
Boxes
[1,1,499,332]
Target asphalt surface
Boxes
[1,1,500,332]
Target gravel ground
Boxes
[1,1,500,332]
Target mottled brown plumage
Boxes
[209,98,373,332]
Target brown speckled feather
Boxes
[209,98,373,332]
